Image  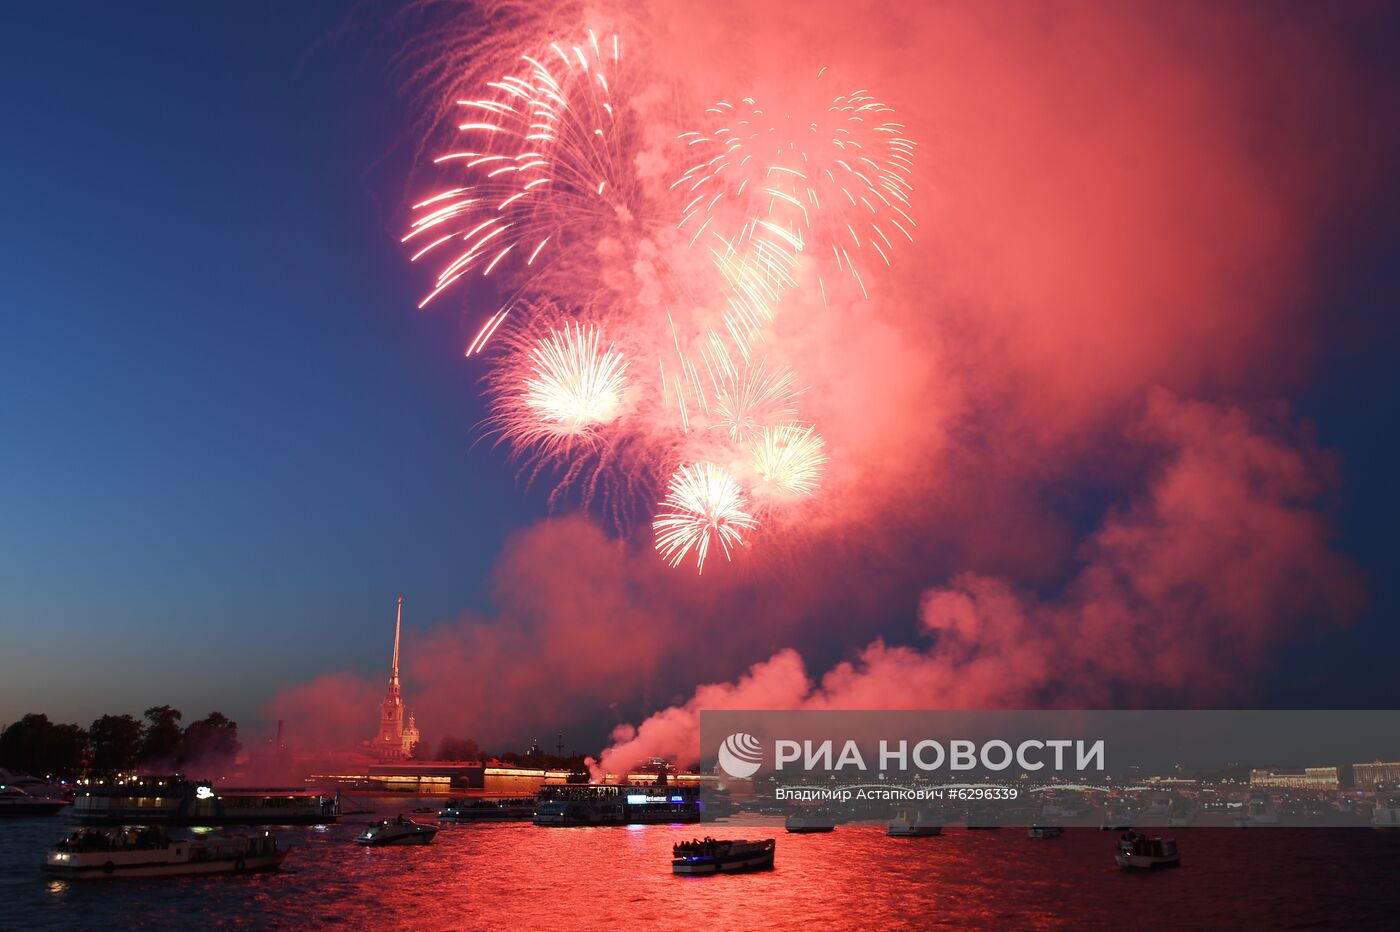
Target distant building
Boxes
[1249,766,1339,790]
[369,596,420,761]
[1353,761,1400,790]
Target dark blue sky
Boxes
[0,2,544,726]
[1,2,1397,737]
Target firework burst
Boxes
[750,422,828,500]
[404,30,645,355]
[405,20,916,573]
[653,462,758,573]
[676,78,916,346]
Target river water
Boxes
[4,803,1400,929]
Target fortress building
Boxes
[370,596,420,761]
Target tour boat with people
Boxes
[533,784,702,826]
[355,816,438,846]
[0,785,69,817]
[73,776,338,825]
[671,837,776,874]
[43,827,286,878]
[887,809,942,837]
[1115,831,1181,869]
[439,796,536,822]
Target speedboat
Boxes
[1028,825,1063,839]
[44,827,286,878]
[1115,831,1180,869]
[355,817,438,846]
[671,837,775,874]
[0,785,69,817]
[887,809,942,837]
[784,811,835,833]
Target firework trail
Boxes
[405,20,914,573]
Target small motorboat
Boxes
[0,785,69,817]
[672,837,775,874]
[1115,831,1180,869]
[887,809,942,837]
[355,816,438,846]
[44,827,285,878]
[784,811,835,833]
[1028,825,1063,839]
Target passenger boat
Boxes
[1027,825,1064,839]
[1233,796,1279,827]
[887,809,942,837]
[671,837,775,874]
[1100,804,1137,831]
[533,785,701,826]
[784,810,835,833]
[44,827,286,878]
[439,796,536,822]
[73,776,337,825]
[1115,831,1180,869]
[0,785,69,817]
[1371,798,1400,829]
[355,816,438,846]
[966,804,1004,829]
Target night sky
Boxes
[2,1,1398,747]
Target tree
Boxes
[436,736,481,761]
[0,714,88,779]
[179,713,241,776]
[88,714,143,776]
[139,706,183,765]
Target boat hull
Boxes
[0,802,69,817]
[44,852,286,879]
[672,851,775,874]
[887,826,942,837]
[1115,854,1180,870]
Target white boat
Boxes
[1372,798,1400,829]
[0,785,69,817]
[0,769,70,800]
[44,827,286,878]
[355,817,438,846]
[1115,831,1180,869]
[672,837,775,874]
[1028,825,1063,839]
[785,811,836,833]
[887,809,942,837]
[439,796,535,822]
[1233,797,1279,827]
[533,785,701,826]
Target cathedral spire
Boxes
[391,594,403,687]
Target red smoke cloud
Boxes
[597,391,1366,772]
[268,1,1389,758]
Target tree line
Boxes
[0,706,241,781]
